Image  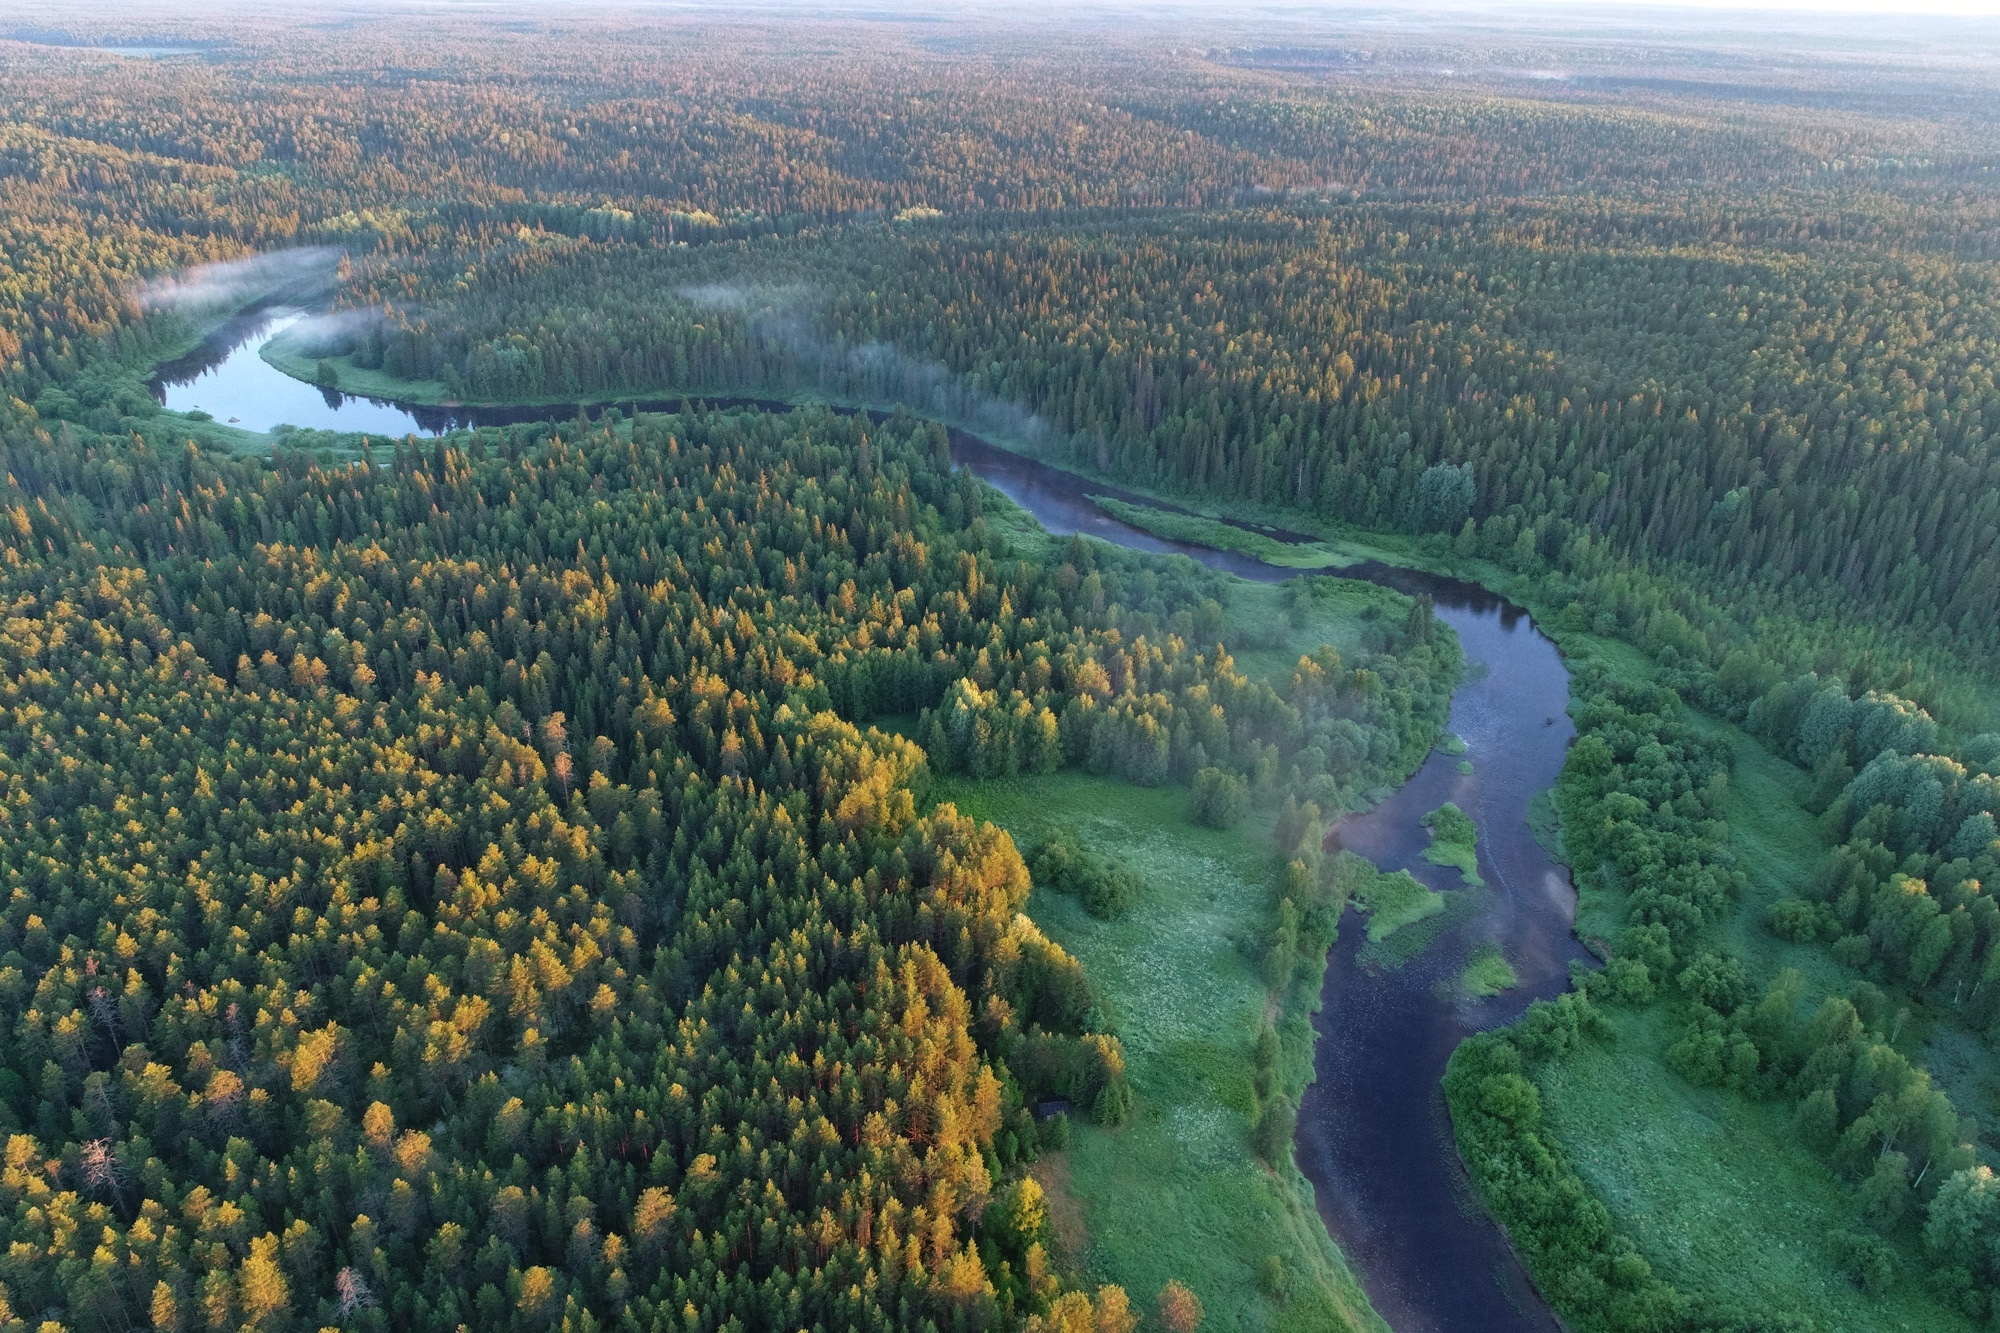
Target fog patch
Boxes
[138,247,344,314]
[276,306,390,356]
[678,280,1072,457]
[677,281,810,314]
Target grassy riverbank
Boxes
[1079,436,1998,1329]
[1539,1007,1975,1332]
[1087,496,1350,569]
[934,773,1385,1333]
[261,331,454,403]
[1517,630,1982,1330]
[924,485,1442,1331]
[227,346,1990,1327]
[170,414,271,452]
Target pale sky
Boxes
[1542,0,2000,13]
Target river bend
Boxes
[151,315,1588,1333]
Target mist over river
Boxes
[153,311,1587,1333]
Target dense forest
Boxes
[4,5,2000,1333]
[278,202,2000,732]
[0,400,1451,1330]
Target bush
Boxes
[1083,862,1140,918]
[1604,957,1655,1005]
[1029,834,1140,918]
[1676,952,1751,1012]
[1251,1094,1296,1164]
[1792,1088,1839,1153]
[1190,766,1249,828]
[1765,897,1824,943]
[1257,1255,1290,1303]
[1420,801,1476,846]
[1831,1229,1898,1292]
[1157,1280,1204,1333]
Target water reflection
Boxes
[150,315,797,437]
[151,311,453,437]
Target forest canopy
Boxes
[0,401,1452,1332]
[2,6,1999,1332]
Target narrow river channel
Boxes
[153,316,1589,1333]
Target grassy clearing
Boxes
[1089,496,1350,569]
[1221,577,1418,689]
[1459,943,1518,998]
[934,772,1385,1333]
[1419,802,1482,888]
[1540,1006,1975,1332]
[1697,715,1852,1000]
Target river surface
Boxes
[151,315,1587,1333]
[958,438,1589,1333]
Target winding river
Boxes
[152,318,1588,1333]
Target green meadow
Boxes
[934,773,1386,1333]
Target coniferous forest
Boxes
[3,5,2000,1333]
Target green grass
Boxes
[1459,943,1518,998]
[153,410,274,455]
[1220,577,1427,690]
[980,486,1064,560]
[261,334,458,404]
[1089,496,1350,569]
[1539,1005,1975,1333]
[1533,619,1995,1325]
[1419,802,1482,888]
[1352,867,1446,943]
[935,773,1386,1333]
[1697,714,1852,1000]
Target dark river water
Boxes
[152,317,1586,1333]
[957,438,1588,1333]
